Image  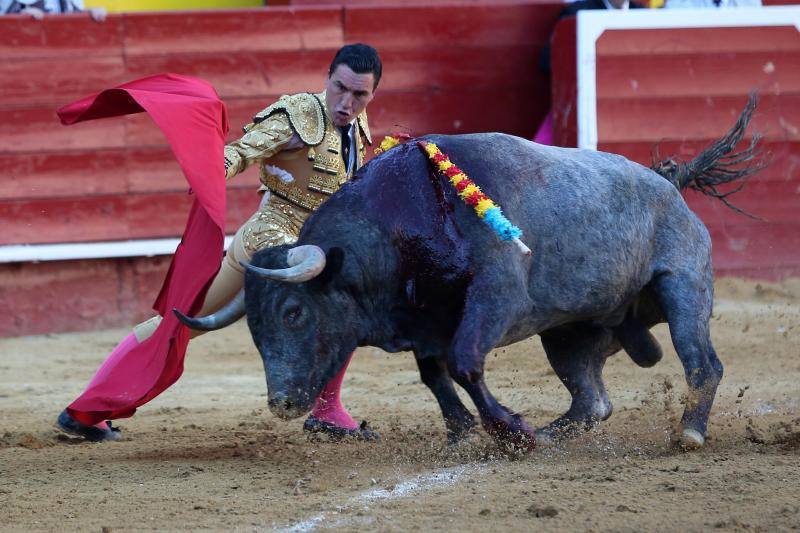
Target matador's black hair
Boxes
[329,43,382,90]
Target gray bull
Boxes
[177,96,762,450]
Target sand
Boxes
[1,278,798,531]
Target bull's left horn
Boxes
[173,289,246,331]
[240,245,326,283]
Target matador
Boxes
[57,43,382,442]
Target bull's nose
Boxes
[268,396,293,412]
[267,393,308,420]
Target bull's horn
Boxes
[240,244,326,283]
[173,289,245,331]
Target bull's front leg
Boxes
[415,355,476,444]
[447,286,535,451]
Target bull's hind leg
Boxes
[653,271,723,450]
[537,325,619,444]
[415,356,476,444]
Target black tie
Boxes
[339,124,352,171]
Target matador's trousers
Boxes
[133,194,309,341]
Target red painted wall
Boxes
[0,2,561,336]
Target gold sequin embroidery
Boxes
[261,171,326,212]
[241,197,310,256]
[250,93,325,146]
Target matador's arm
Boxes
[223,112,299,180]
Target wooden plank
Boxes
[0,56,128,108]
[0,256,170,337]
[123,189,260,239]
[0,150,129,200]
[600,139,799,172]
[706,222,800,270]
[0,147,259,200]
[0,259,126,336]
[123,49,336,100]
[596,94,800,142]
[126,147,262,194]
[0,188,261,245]
[368,89,547,140]
[122,8,343,56]
[0,195,131,244]
[0,14,123,60]
[596,26,800,56]
[344,3,562,49]
[0,106,126,154]
[601,140,797,199]
[124,148,189,194]
[715,265,800,279]
[372,46,543,92]
[686,181,800,226]
[597,51,800,99]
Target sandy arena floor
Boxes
[1,278,798,531]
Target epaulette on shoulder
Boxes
[247,93,326,146]
[357,110,372,146]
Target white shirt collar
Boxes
[601,0,630,9]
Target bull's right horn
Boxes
[173,289,245,331]
[240,244,326,283]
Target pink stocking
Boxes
[310,352,358,430]
[82,332,139,429]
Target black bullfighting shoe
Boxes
[302,416,381,442]
[56,410,122,442]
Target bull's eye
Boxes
[284,304,303,326]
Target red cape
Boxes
[59,73,229,425]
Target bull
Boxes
[177,95,762,451]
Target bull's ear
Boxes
[315,246,345,285]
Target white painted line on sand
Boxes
[281,462,488,532]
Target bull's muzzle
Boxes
[267,393,311,420]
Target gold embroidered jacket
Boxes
[223,91,372,212]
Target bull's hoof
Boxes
[56,410,122,442]
[679,428,705,451]
[487,414,536,453]
[535,416,596,446]
[499,431,536,453]
[303,416,380,442]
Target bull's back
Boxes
[424,134,710,320]
[331,133,710,326]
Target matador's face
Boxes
[325,64,376,127]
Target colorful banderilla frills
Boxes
[418,141,531,256]
[374,132,412,155]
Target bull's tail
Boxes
[651,92,768,219]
